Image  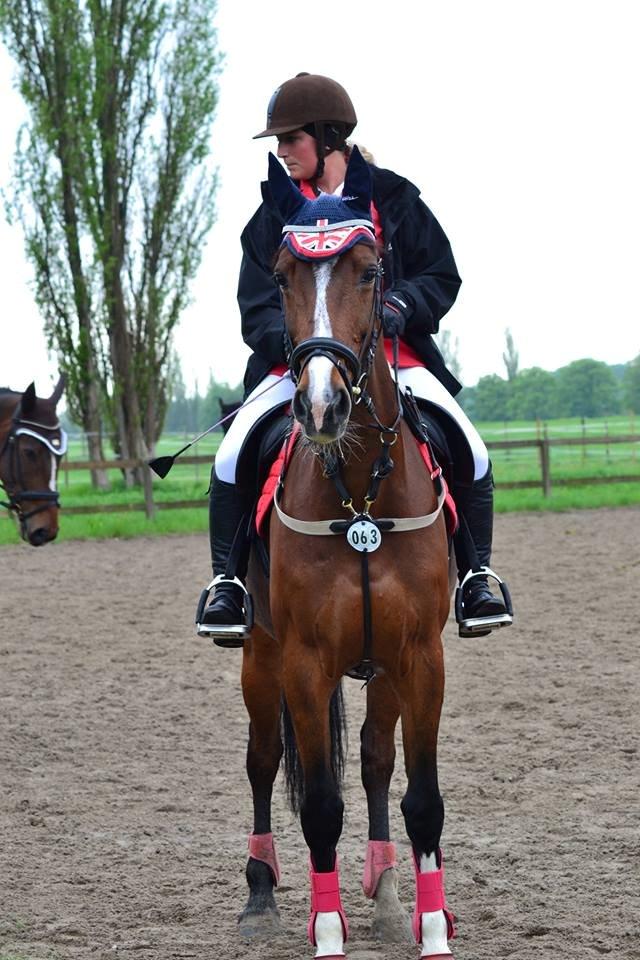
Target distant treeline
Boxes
[59,355,640,437]
[457,356,640,422]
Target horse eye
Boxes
[274,271,288,290]
[361,267,377,285]
[25,447,38,462]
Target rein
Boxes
[0,407,67,533]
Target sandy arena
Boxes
[1,508,638,959]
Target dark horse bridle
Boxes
[0,403,68,535]
[285,261,402,439]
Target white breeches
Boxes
[214,367,488,484]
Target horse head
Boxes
[0,376,67,545]
[269,147,382,445]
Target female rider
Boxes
[199,72,512,643]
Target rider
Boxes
[199,72,512,643]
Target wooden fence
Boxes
[43,432,639,518]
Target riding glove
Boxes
[382,292,412,338]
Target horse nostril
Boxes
[29,527,50,546]
[334,389,351,421]
[293,390,311,422]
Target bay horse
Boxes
[239,148,456,958]
[0,378,67,545]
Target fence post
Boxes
[539,428,552,497]
[142,462,156,519]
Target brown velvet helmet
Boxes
[253,72,357,140]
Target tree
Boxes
[502,327,519,381]
[474,374,510,422]
[0,0,221,485]
[437,329,462,381]
[622,353,640,413]
[507,367,558,421]
[555,359,621,418]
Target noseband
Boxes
[286,262,385,403]
[0,406,67,533]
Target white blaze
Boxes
[49,453,58,492]
[308,262,335,431]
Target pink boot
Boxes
[412,849,456,957]
[248,832,281,886]
[362,839,397,898]
[307,857,349,957]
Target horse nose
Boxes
[322,389,351,434]
[28,526,52,546]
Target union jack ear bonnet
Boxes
[267,145,375,262]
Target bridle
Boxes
[284,259,402,437]
[0,404,68,534]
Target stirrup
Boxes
[195,575,254,645]
[455,566,513,638]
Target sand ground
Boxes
[1,508,638,959]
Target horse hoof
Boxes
[237,906,282,939]
[371,911,414,943]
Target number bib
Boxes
[346,517,382,553]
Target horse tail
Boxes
[281,683,348,815]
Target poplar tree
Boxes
[502,327,520,381]
[0,0,220,485]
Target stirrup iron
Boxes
[195,574,254,644]
[455,566,513,638]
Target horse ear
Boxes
[22,382,37,415]
[49,374,65,406]
[267,152,304,223]
[343,145,373,216]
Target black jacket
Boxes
[238,165,463,397]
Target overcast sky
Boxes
[1,0,639,400]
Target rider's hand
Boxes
[382,292,411,338]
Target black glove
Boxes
[382,292,411,338]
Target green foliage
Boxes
[622,353,640,413]
[507,366,557,420]
[554,359,621,417]
[474,373,510,421]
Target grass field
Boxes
[1,418,639,545]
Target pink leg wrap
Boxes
[247,832,281,887]
[412,849,456,945]
[307,858,349,947]
[362,839,397,898]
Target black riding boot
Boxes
[196,474,250,647]
[454,465,513,638]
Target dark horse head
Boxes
[268,147,382,445]
[0,377,67,545]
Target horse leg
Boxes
[395,642,455,958]
[284,660,348,958]
[237,626,283,938]
[360,676,412,942]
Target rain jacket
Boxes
[238,164,463,397]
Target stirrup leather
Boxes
[455,566,513,637]
[195,575,254,643]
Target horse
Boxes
[0,378,67,546]
[218,396,242,435]
[237,148,456,958]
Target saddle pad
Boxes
[255,429,457,537]
[255,425,300,537]
[416,440,458,535]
